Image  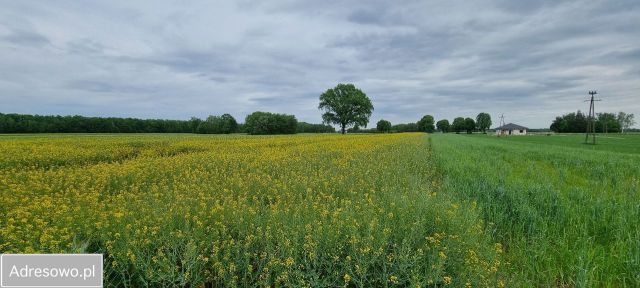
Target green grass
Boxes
[431,133,640,287]
[487,133,640,154]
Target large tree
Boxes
[436,119,450,133]
[417,115,435,133]
[452,117,465,134]
[376,119,391,133]
[617,112,635,134]
[319,83,374,134]
[475,113,492,133]
[464,118,476,134]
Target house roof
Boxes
[494,123,528,130]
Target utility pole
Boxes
[584,91,601,144]
[498,114,505,136]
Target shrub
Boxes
[296,122,335,133]
[392,122,419,132]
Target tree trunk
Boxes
[341,124,346,134]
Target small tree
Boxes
[597,113,620,133]
[376,119,392,133]
[464,118,476,134]
[452,117,465,134]
[617,112,635,134]
[417,115,435,133]
[319,83,374,134]
[436,119,450,133]
[475,113,492,134]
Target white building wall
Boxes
[496,129,527,135]
[511,129,527,135]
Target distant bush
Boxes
[392,122,419,132]
[296,122,335,133]
[195,114,238,134]
[244,111,297,135]
[377,119,392,133]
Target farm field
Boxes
[2,132,638,287]
[0,133,504,287]
[488,133,640,154]
[431,134,640,286]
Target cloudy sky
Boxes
[1,0,638,128]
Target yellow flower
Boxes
[343,273,351,283]
[443,276,452,285]
[284,257,294,267]
[389,275,398,284]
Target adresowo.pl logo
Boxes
[1,254,103,288]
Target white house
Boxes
[495,123,528,136]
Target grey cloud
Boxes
[2,30,50,47]
[0,0,638,128]
[65,80,160,94]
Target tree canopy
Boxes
[475,113,492,133]
[464,118,476,134]
[550,111,629,133]
[244,111,297,135]
[617,112,636,133]
[376,119,392,133]
[436,119,450,133]
[318,83,374,134]
[195,114,238,134]
[417,115,435,133]
[451,117,465,134]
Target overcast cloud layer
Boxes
[1,0,639,128]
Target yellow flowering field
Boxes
[0,133,504,287]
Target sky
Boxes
[1,0,639,128]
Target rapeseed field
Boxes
[1,133,504,287]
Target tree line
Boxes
[550,111,635,133]
[0,112,334,134]
[367,113,492,134]
[0,113,194,133]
